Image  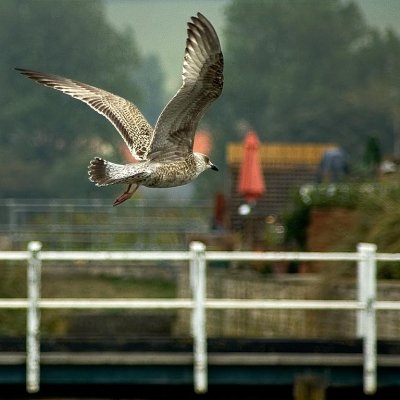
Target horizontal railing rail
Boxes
[0,242,399,395]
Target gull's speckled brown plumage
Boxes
[16,12,223,206]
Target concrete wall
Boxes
[175,267,400,339]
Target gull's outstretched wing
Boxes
[147,13,223,161]
[16,68,153,160]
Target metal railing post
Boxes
[189,241,207,394]
[357,243,366,338]
[357,243,377,395]
[26,241,42,393]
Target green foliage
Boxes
[354,176,400,278]
[284,177,400,278]
[283,194,311,250]
[133,54,167,126]
[0,263,176,335]
[284,183,365,249]
[210,0,400,162]
[363,135,382,170]
[2,0,400,201]
[0,0,151,198]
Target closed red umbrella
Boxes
[237,131,266,203]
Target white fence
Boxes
[1,242,400,395]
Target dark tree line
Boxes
[0,0,165,198]
[2,0,400,199]
[207,0,400,174]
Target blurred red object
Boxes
[213,192,225,229]
[237,131,266,203]
[193,130,212,155]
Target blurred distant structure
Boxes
[227,141,336,248]
[0,199,213,251]
[316,147,349,183]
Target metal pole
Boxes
[357,243,367,338]
[7,199,17,246]
[359,243,377,395]
[26,241,42,393]
[190,241,207,394]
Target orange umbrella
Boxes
[237,131,266,203]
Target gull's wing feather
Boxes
[15,68,153,160]
[147,13,223,161]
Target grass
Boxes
[0,261,176,336]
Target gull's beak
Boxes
[210,163,219,171]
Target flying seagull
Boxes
[16,12,223,206]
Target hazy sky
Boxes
[105,0,227,94]
[105,0,400,95]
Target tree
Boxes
[0,0,145,198]
[363,135,382,174]
[350,29,400,157]
[210,0,400,164]
[133,54,167,126]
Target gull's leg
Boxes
[113,184,140,207]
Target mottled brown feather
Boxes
[147,12,224,161]
[15,68,153,160]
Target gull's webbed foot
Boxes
[112,184,139,207]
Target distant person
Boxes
[316,148,348,183]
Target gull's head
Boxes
[194,152,219,173]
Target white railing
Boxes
[1,242,400,395]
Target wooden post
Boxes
[294,375,326,400]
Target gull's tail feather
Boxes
[88,157,151,186]
[88,157,127,186]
